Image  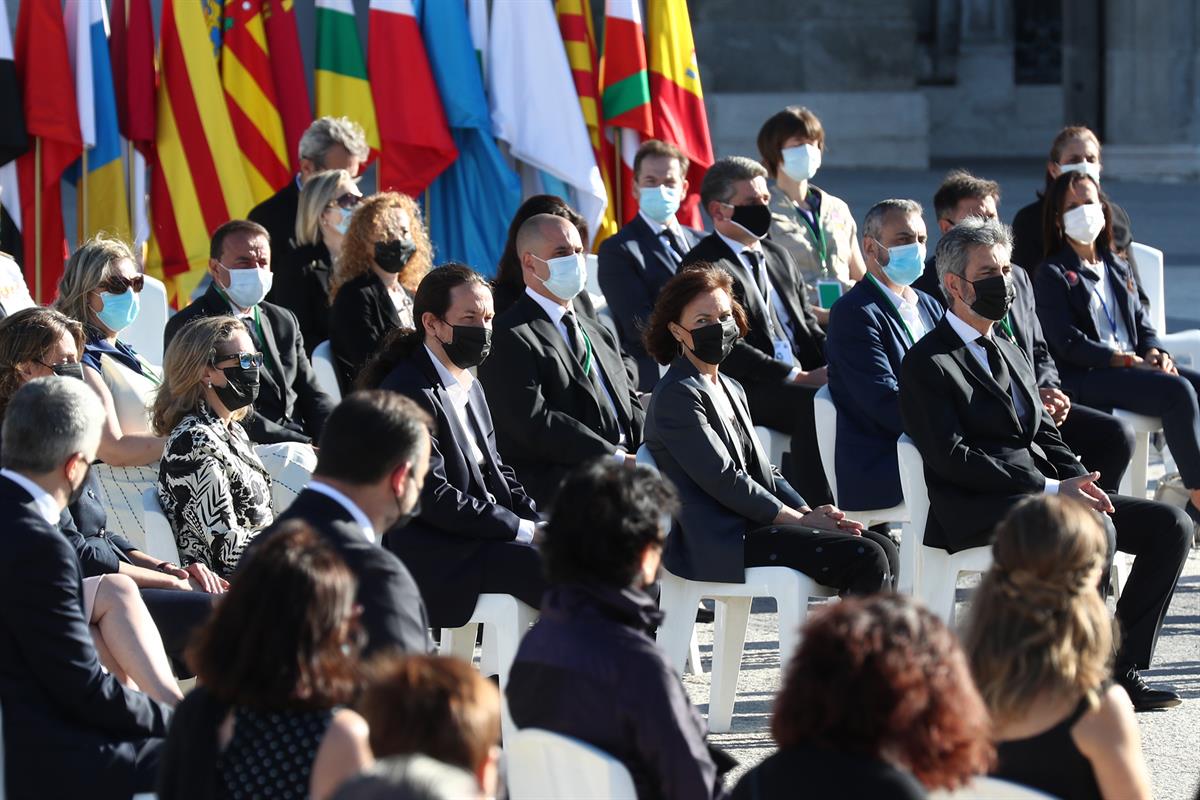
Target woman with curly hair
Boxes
[965,496,1151,800]
[732,594,993,799]
[329,192,432,393]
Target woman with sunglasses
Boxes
[152,316,274,578]
[271,169,362,356]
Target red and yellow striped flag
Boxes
[601,0,654,227]
[147,0,255,306]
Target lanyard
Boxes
[866,274,916,347]
[134,353,162,386]
[215,282,275,372]
[1087,278,1121,342]
[579,324,594,375]
[997,315,1014,340]
[791,199,828,267]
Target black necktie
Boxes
[562,311,622,443]
[661,229,685,267]
[978,336,1011,394]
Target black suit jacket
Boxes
[380,347,540,627]
[0,476,172,798]
[597,214,703,391]
[899,316,1088,552]
[248,178,300,271]
[330,271,405,394]
[1005,263,1061,389]
[478,291,645,505]
[681,233,826,388]
[164,284,334,445]
[268,240,332,357]
[257,488,433,656]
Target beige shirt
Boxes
[768,183,859,293]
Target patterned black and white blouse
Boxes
[158,404,273,577]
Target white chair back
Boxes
[121,274,169,367]
[928,776,1059,799]
[1130,241,1165,332]
[813,385,839,503]
[141,487,182,565]
[506,729,637,800]
[895,435,930,595]
[585,253,602,298]
[310,340,342,403]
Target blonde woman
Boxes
[965,496,1151,800]
[329,192,432,393]
[270,168,362,354]
[153,316,273,578]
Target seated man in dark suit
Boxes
[598,139,704,391]
[900,217,1189,711]
[507,459,729,800]
[682,156,832,505]
[478,214,645,506]
[826,199,943,512]
[164,219,335,446]
[249,115,368,273]
[252,390,434,656]
[0,377,173,798]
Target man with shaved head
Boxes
[478,213,645,505]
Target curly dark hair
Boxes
[772,594,994,791]
[642,263,749,365]
[1041,171,1114,259]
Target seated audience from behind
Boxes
[331,755,481,800]
[164,219,334,446]
[271,168,362,354]
[256,389,434,656]
[732,594,993,799]
[361,265,545,630]
[642,265,897,596]
[153,316,273,578]
[329,192,432,394]
[0,377,173,798]
[966,496,1151,800]
[158,521,371,800]
[824,199,942,513]
[507,458,729,800]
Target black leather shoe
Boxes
[1116,668,1182,711]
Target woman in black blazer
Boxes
[1034,171,1200,523]
[330,192,431,393]
[642,264,895,593]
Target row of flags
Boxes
[5,0,714,306]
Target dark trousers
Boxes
[478,540,550,612]
[742,380,833,506]
[1068,366,1200,488]
[743,526,897,595]
[1058,403,1136,492]
[139,589,216,675]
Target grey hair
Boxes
[1,376,103,474]
[862,199,924,242]
[935,216,1014,305]
[700,156,768,212]
[298,116,370,166]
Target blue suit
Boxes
[825,276,944,511]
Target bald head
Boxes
[518,213,585,304]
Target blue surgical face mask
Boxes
[638,184,681,224]
[221,264,273,310]
[780,143,822,182]
[873,240,926,287]
[331,206,354,235]
[96,288,141,333]
[531,253,587,302]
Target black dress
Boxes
[993,698,1102,800]
[217,706,335,800]
[731,744,926,799]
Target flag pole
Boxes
[612,128,622,224]
[424,187,431,243]
[34,137,43,303]
[81,149,89,242]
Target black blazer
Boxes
[164,284,335,446]
[63,468,136,576]
[268,240,332,357]
[899,316,1087,552]
[0,476,172,798]
[248,178,300,271]
[645,357,804,583]
[330,270,406,394]
[380,347,541,628]
[597,214,703,391]
[681,233,826,387]
[256,488,434,656]
[1005,264,1062,389]
[478,291,645,506]
[1033,244,1163,385]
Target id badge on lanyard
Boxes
[772,337,794,365]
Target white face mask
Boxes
[1063,203,1106,245]
[1058,161,1100,184]
[222,264,273,309]
[780,143,821,182]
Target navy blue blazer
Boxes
[825,277,944,511]
[597,213,703,391]
[381,346,541,628]
[1033,245,1163,386]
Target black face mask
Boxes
[440,323,492,369]
[68,461,91,507]
[729,203,772,239]
[49,361,84,381]
[212,365,260,412]
[966,274,1014,321]
[374,238,418,274]
[686,318,739,365]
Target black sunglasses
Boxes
[211,351,264,370]
[330,192,362,210]
[98,273,145,295]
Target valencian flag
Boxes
[222,0,292,201]
[368,0,456,196]
[0,8,27,263]
[315,0,379,154]
[601,0,654,227]
[147,0,254,306]
[14,0,81,302]
[647,0,713,229]
[263,0,311,173]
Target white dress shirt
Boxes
[715,230,802,382]
[1,468,64,525]
[306,479,377,542]
[1079,260,1133,351]
[871,274,929,343]
[945,312,1058,494]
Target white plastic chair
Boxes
[928,776,1058,799]
[310,340,342,403]
[753,425,789,471]
[140,487,182,565]
[1131,241,1200,369]
[585,253,602,298]
[813,385,907,526]
[896,436,992,623]
[1112,408,1163,499]
[506,729,636,800]
[121,274,169,367]
[636,444,837,733]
